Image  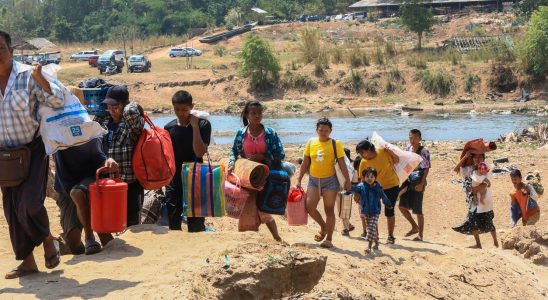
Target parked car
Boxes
[183,47,202,56]
[32,52,61,65]
[97,50,125,74]
[307,15,322,22]
[70,50,98,61]
[88,55,99,67]
[13,54,32,64]
[128,55,151,73]
[169,48,189,57]
[168,47,202,57]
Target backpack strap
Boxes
[331,139,338,165]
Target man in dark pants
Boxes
[164,90,211,232]
[0,31,65,279]
[54,138,118,255]
[95,85,144,226]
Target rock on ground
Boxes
[501,226,548,265]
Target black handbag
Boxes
[0,146,31,187]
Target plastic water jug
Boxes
[89,167,128,233]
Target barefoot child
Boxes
[351,167,393,254]
[471,162,491,206]
[509,169,540,226]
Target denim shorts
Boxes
[308,175,340,192]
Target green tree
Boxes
[400,0,435,50]
[224,7,242,27]
[516,0,548,16]
[239,33,281,90]
[519,6,548,78]
[52,17,75,42]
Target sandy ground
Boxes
[0,141,546,299]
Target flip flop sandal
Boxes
[45,239,61,269]
[85,240,102,255]
[413,236,423,242]
[386,236,396,244]
[320,240,333,248]
[5,268,39,279]
[341,229,350,236]
[365,249,372,254]
[348,224,355,232]
[404,229,419,237]
[314,231,327,242]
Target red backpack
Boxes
[132,114,176,190]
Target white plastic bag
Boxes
[191,109,216,145]
[38,66,106,155]
[370,132,422,185]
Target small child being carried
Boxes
[351,167,393,254]
[471,162,491,206]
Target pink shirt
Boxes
[243,131,266,156]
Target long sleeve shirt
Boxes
[351,182,392,215]
[0,60,64,148]
[95,102,144,183]
[229,125,285,168]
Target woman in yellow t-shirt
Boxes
[297,117,351,248]
[356,140,400,244]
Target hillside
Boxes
[55,12,547,115]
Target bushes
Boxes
[489,64,518,93]
[315,49,329,76]
[386,67,405,93]
[347,46,370,68]
[518,6,548,79]
[406,54,427,69]
[464,74,481,93]
[364,80,380,96]
[385,41,397,57]
[420,70,456,96]
[299,27,329,74]
[281,71,318,92]
[239,34,280,90]
[214,45,226,57]
[373,47,385,65]
[299,27,321,63]
[341,70,365,94]
[331,46,345,64]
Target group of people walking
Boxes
[0,30,541,280]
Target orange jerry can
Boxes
[89,167,128,233]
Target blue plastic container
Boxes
[83,88,108,116]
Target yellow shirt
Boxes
[304,138,345,178]
[359,148,399,189]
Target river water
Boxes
[151,111,547,145]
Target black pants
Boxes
[165,182,205,232]
[1,138,50,260]
[127,181,144,227]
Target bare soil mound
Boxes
[501,226,548,265]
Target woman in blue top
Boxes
[351,167,393,254]
[228,100,285,243]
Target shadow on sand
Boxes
[0,270,140,299]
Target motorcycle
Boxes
[105,62,118,76]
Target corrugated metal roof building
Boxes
[349,0,514,16]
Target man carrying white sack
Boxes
[0,30,65,279]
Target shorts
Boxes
[383,186,399,217]
[399,183,424,215]
[55,177,94,236]
[308,175,340,192]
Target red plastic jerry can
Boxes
[89,167,128,233]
